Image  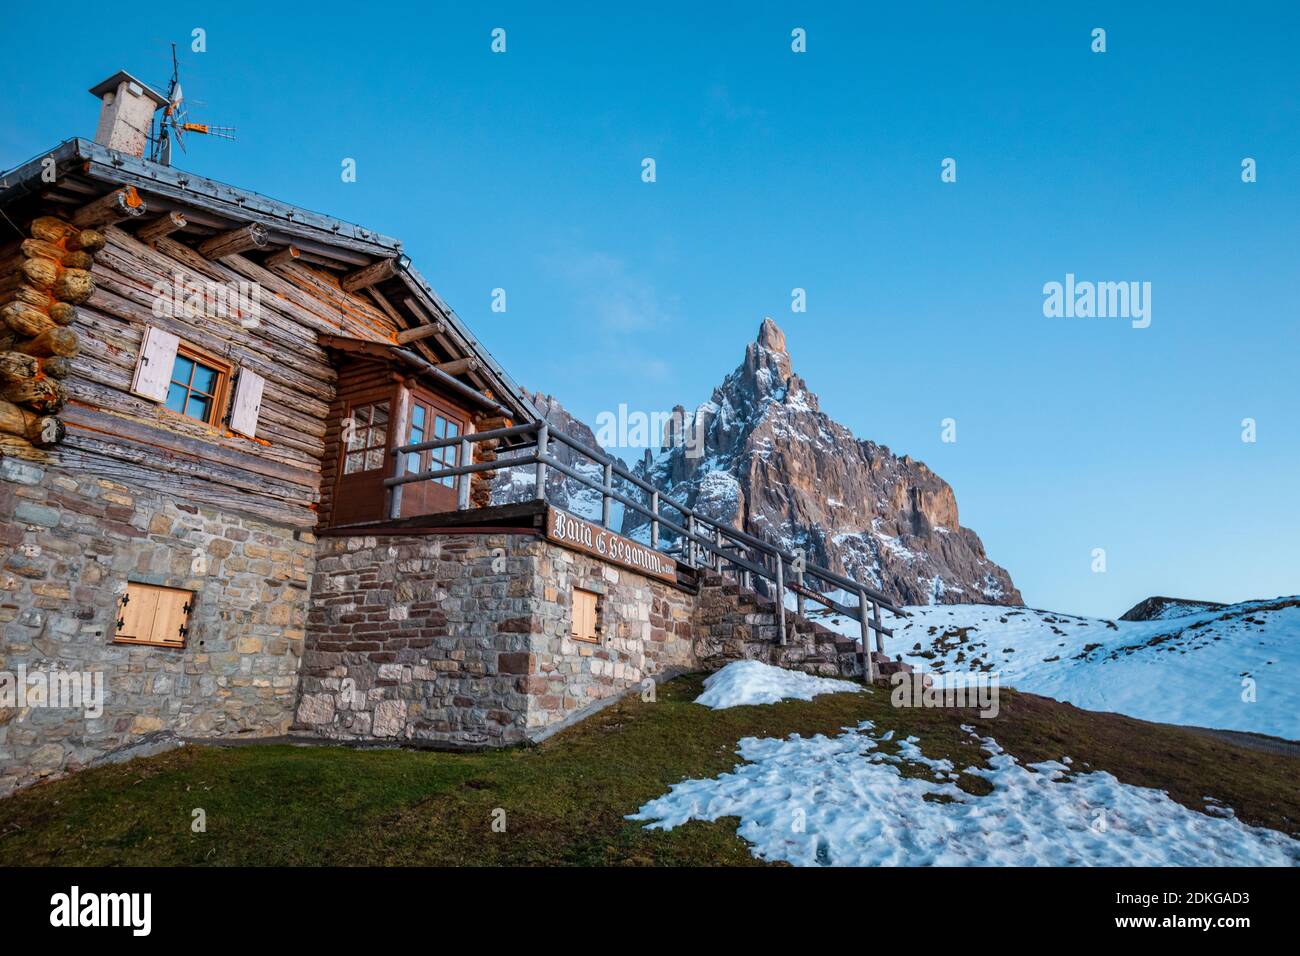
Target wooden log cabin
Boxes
[0,71,539,793]
[1,72,902,795]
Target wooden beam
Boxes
[366,286,404,326]
[394,322,447,345]
[198,222,269,260]
[0,397,62,446]
[264,245,302,269]
[135,211,187,243]
[340,256,403,292]
[433,357,479,377]
[72,187,146,228]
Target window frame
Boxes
[163,344,231,427]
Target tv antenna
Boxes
[150,43,236,166]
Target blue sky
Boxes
[2,2,1296,617]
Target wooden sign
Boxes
[545,508,678,583]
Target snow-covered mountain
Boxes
[622,318,1021,606]
[810,595,1300,740]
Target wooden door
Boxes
[333,393,394,525]
[399,390,470,517]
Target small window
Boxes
[164,348,228,424]
[114,582,195,648]
[571,588,600,643]
[343,401,390,474]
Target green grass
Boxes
[1,674,1296,866]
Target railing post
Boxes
[457,438,471,510]
[534,423,548,501]
[775,553,786,645]
[714,525,723,572]
[873,601,884,656]
[795,566,805,619]
[858,588,876,683]
[686,514,696,567]
[650,490,659,549]
[602,461,613,528]
[389,447,405,519]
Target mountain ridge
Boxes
[495,318,1021,607]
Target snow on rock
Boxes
[694,660,862,709]
[630,723,1300,866]
[809,596,1300,740]
[619,318,1022,607]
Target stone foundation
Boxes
[3,481,899,797]
[0,457,313,797]
[296,530,697,747]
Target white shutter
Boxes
[228,368,266,438]
[130,326,180,402]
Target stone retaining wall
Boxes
[295,531,697,747]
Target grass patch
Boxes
[1,674,1296,866]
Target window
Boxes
[165,350,227,424]
[344,401,390,474]
[405,401,462,486]
[114,582,195,648]
[571,588,600,643]
[131,327,239,428]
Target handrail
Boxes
[387,419,904,677]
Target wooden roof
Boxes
[0,137,538,424]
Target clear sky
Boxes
[2,2,1296,617]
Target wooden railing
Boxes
[386,421,906,680]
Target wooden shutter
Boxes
[115,582,193,648]
[572,589,598,643]
[116,583,162,643]
[150,588,192,647]
[130,326,180,401]
[227,368,266,437]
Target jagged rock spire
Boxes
[757,316,787,353]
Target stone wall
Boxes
[296,530,698,747]
[298,531,538,747]
[528,544,695,734]
[0,456,313,797]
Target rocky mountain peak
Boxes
[495,323,1022,608]
[757,316,788,354]
[625,320,1022,607]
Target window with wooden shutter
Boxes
[571,588,599,643]
[114,582,195,648]
[130,326,180,401]
[227,368,265,437]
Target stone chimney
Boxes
[88,71,168,158]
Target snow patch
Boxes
[694,660,862,709]
[630,723,1300,866]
